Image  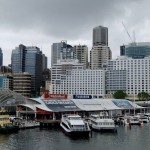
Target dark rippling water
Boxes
[0,124,150,150]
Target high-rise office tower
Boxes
[51,41,73,66]
[0,48,3,66]
[73,45,88,69]
[11,44,47,96]
[90,25,111,69]
[90,45,112,69]
[93,26,108,46]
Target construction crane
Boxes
[122,22,134,43]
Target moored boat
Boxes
[60,114,91,137]
[0,108,19,134]
[124,116,143,125]
[139,116,149,123]
[89,112,117,133]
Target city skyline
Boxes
[1,0,150,67]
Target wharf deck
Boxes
[39,119,61,127]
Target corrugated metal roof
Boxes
[72,99,122,111]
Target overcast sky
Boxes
[0,0,150,67]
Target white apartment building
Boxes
[106,56,150,98]
[90,45,112,69]
[51,59,105,98]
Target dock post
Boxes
[53,112,56,120]
[90,130,92,138]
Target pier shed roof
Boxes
[18,97,144,113]
[71,99,121,111]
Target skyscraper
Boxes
[90,25,111,69]
[93,26,108,46]
[90,45,112,69]
[0,48,3,66]
[73,45,88,69]
[51,41,73,66]
[11,44,47,96]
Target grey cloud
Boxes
[1,0,150,67]
[0,0,145,40]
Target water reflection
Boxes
[0,124,150,150]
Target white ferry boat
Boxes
[60,114,91,136]
[89,112,117,132]
[124,116,143,125]
[144,113,150,121]
[139,116,149,123]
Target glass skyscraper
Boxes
[51,41,73,66]
[0,48,3,66]
[11,44,47,96]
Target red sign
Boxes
[43,93,68,99]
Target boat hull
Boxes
[0,125,19,134]
[91,125,117,133]
[60,124,90,137]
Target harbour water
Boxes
[0,124,150,150]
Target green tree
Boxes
[138,92,150,101]
[113,90,127,99]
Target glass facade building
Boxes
[120,42,150,58]
[11,44,47,96]
[51,41,73,66]
[0,48,3,66]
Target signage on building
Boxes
[43,93,68,99]
[44,100,81,111]
[73,95,92,99]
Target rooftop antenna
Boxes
[122,22,133,43]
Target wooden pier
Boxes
[39,119,61,128]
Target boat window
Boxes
[68,117,81,120]
[73,125,85,129]
[62,122,69,130]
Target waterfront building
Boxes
[93,26,108,46]
[0,48,3,66]
[51,59,84,85]
[73,45,88,69]
[0,74,13,90]
[51,41,73,66]
[51,59,105,98]
[90,45,112,69]
[11,44,46,96]
[120,42,150,58]
[106,56,150,99]
[13,72,31,97]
